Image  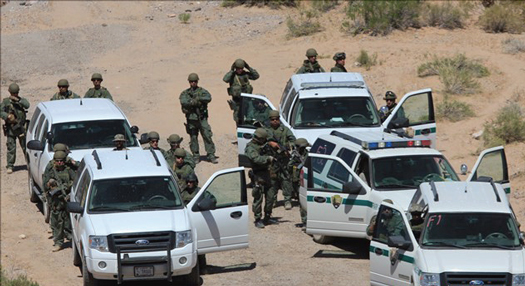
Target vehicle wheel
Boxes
[43,200,50,224]
[28,171,39,203]
[82,255,99,286]
[72,241,81,267]
[312,234,333,244]
[184,262,200,286]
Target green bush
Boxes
[344,1,421,36]
[436,98,475,122]
[0,268,39,286]
[479,3,525,34]
[502,37,525,54]
[312,0,339,12]
[221,0,296,8]
[356,50,377,70]
[421,2,467,29]
[178,13,191,24]
[286,9,323,38]
[483,104,525,147]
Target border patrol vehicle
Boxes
[26,98,140,223]
[300,130,510,243]
[368,180,524,286]
[67,149,249,286]
[235,72,436,166]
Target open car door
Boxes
[369,202,417,286]
[467,146,511,196]
[382,88,436,148]
[186,167,249,254]
[236,93,277,167]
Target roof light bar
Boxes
[300,81,365,90]
[331,131,431,150]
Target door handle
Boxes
[242,133,253,139]
[33,153,38,157]
[420,128,431,135]
[230,211,242,218]
[74,214,79,221]
[374,248,383,255]
[313,196,326,203]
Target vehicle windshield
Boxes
[88,176,183,213]
[372,155,459,189]
[292,97,381,128]
[421,213,521,249]
[50,119,138,150]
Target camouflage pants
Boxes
[271,169,293,204]
[5,128,26,169]
[186,119,216,159]
[293,182,307,224]
[50,196,71,246]
[252,183,275,221]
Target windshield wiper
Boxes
[464,242,515,250]
[376,183,416,189]
[90,206,130,212]
[130,204,174,210]
[423,241,466,249]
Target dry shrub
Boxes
[221,0,296,8]
[421,2,467,29]
[286,9,323,38]
[0,268,40,286]
[479,3,525,34]
[436,98,475,122]
[355,50,377,71]
[312,0,339,12]
[502,38,525,54]
[178,13,191,24]
[483,104,525,147]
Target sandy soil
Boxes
[1,1,524,285]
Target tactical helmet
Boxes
[253,128,268,140]
[174,148,186,157]
[234,59,245,69]
[306,48,318,57]
[8,83,20,93]
[333,52,346,61]
[113,134,126,142]
[188,73,199,82]
[167,134,183,144]
[147,131,160,140]
[409,204,425,213]
[295,138,310,148]
[54,151,67,160]
[383,91,397,100]
[53,143,69,153]
[91,73,103,81]
[268,110,280,119]
[186,172,198,183]
[57,79,69,87]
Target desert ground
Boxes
[1,1,525,285]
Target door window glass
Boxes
[473,151,507,182]
[373,206,410,244]
[312,157,354,192]
[34,115,46,141]
[28,108,41,135]
[310,139,336,173]
[394,92,434,126]
[240,97,271,127]
[200,170,246,208]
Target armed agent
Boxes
[245,97,270,126]
[143,131,167,158]
[180,73,218,164]
[330,52,347,72]
[164,134,195,169]
[289,138,310,229]
[173,148,194,189]
[43,151,76,252]
[379,91,405,122]
[245,128,277,229]
[266,110,296,210]
[51,79,80,100]
[1,83,30,174]
[223,59,260,123]
[297,48,325,74]
[44,143,79,175]
[84,73,113,100]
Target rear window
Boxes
[310,139,336,173]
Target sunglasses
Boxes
[58,86,68,88]
[386,99,395,102]
[150,139,159,143]
[270,118,280,121]
[176,156,184,159]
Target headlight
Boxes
[176,230,192,248]
[89,236,109,252]
[420,272,440,286]
[513,274,525,286]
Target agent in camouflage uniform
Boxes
[173,148,194,190]
[297,48,325,74]
[84,73,113,100]
[112,134,129,151]
[43,151,76,252]
[379,91,405,122]
[330,52,347,72]
[223,59,260,123]
[245,97,270,126]
[50,79,80,100]
[44,143,79,175]
[266,110,296,210]
[180,73,217,164]
[165,134,195,169]
[180,172,201,204]
[143,131,167,158]
[245,128,276,229]
[289,138,310,229]
[1,83,30,173]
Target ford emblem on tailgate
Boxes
[135,239,150,246]
[469,281,484,285]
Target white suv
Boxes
[369,181,524,286]
[236,72,437,166]
[25,98,140,223]
[67,149,249,286]
[300,131,511,243]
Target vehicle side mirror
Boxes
[387,235,412,251]
[27,140,44,151]
[387,117,409,129]
[67,201,84,214]
[520,232,525,245]
[460,164,468,175]
[139,133,149,144]
[46,131,53,141]
[130,125,139,134]
[343,181,362,194]
[194,197,217,211]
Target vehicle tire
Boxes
[312,234,333,244]
[184,262,200,286]
[82,254,99,286]
[43,200,50,224]
[28,171,39,203]
[72,241,81,267]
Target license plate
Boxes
[134,266,154,277]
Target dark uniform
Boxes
[297,48,325,74]
[165,134,195,169]
[289,138,310,226]
[172,148,194,189]
[143,131,168,158]
[51,79,80,100]
[330,52,347,72]
[84,73,113,100]
[223,59,260,122]
[1,83,30,172]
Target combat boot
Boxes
[6,168,13,174]
[254,220,265,229]
[284,201,292,210]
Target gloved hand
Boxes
[9,95,20,102]
[6,113,16,124]
[244,61,250,69]
[267,156,275,163]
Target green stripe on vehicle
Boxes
[504,187,511,194]
[369,246,415,264]
[237,132,243,138]
[415,127,436,136]
[307,195,373,207]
